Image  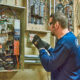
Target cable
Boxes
[0,6,17,18]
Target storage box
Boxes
[15,0,23,6]
[7,0,15,6]
[0,0,7,4]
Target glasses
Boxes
[48,22,53,27]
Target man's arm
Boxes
[39,43,71,72]
[32,35,54,55]
[32,35,71,72]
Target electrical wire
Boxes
[0,6,17,19]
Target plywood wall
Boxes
[0,69,50,80]
[74,0,80,36]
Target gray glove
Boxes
[42,40,51,50]
[32,35,50,50]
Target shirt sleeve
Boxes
[39,43,71,72]
[48,47,54,55]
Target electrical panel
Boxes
[0,1,21,70]
[0,11,20,70]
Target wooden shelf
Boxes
[0,3,26,9]
[24,55,41,64]
[24,60,41,64]
[26,23,51,33]
[26,29,51,33]
[24,55,39,60]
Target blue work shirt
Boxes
[39,32,80,80]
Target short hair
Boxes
[50,11,68,29]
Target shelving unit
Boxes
[0,0,52,71]
[26,0,50,31]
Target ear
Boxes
[55,21,59,30]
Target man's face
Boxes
[48,17,56,36]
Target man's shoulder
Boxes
[57,32,76,47]
[59,32,75,47]
[63,32,78,48]
[64,32,76,41]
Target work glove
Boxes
[42,40,51,50]
[32,35,44,49]
[32,35,50,50]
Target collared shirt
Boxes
[39,32,80,80]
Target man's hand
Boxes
[42,40,51,50]
[32,35,50,50]
[32,35,44,49]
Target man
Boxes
[32,11,80,80]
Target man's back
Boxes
[54,32,80,80]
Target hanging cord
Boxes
[8,7,17,19]
[0,7,8,13]
[16,55,19,69]
[0,6,17,19]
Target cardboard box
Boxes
[7,0,15,6]
[0,0,7,4]
[15,0,23,6]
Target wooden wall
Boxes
[0,69,50,80]
[74,0,80,36]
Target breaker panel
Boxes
[0,16,20,70]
